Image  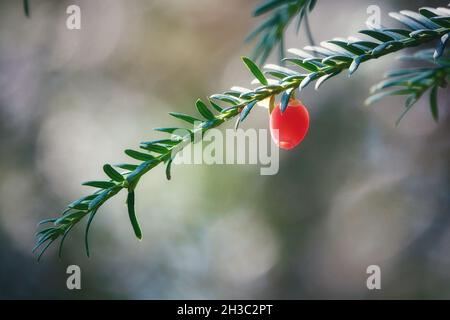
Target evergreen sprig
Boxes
[367,49,449,125]
[247,0,318,64]
[35,6,450,259]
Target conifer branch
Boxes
[35,6,450,259]
[247,0,318,64]
[367,49,449,125]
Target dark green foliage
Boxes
[127,191,142,240]
[103,164,124,182]
[23,0,30,17]
[243,57,269,85]
[247,0,318,64]
[367,49,449,125]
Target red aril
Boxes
[270,99,309,150]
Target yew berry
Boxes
[270,99,309,150]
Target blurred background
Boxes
[0,0,449,299]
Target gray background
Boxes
[0,0,449,299]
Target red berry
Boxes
[270,99,309,150]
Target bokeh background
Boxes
[0,0,449,299]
